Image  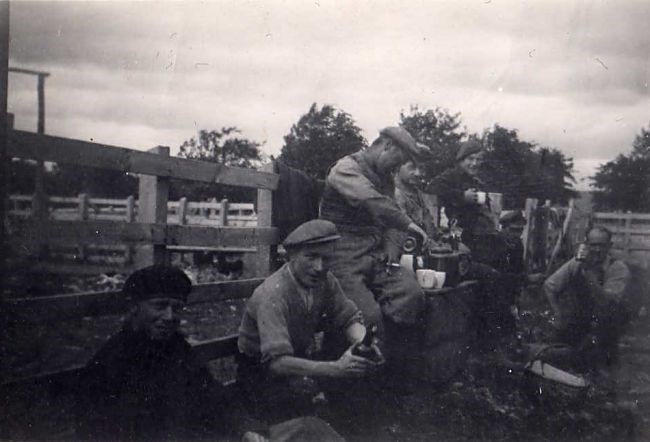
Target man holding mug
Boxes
[544,226,631,367]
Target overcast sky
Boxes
[8,0,650,189]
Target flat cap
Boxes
[122,265,192,303]
[283,219,340,248]
[456,139,484,162]
[380,127,428,162]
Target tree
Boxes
[592,123,650,212]
[399,105,466,176]
[481,125,576,208]
[175,127,264,202]
[279,103,366,180]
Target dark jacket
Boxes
[425,166,495,237]
[76,328,262,441]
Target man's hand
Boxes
[463,189,478,203]
[242,431,269,442]
[332,344,380,378]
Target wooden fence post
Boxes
[209,197,218,218]
[125,195,135,222]
[134,146,170,269]
[522,198,537,271]
[220,198,229,226]
[178,197,188,225]
[78,193,89,220]
[255,162,275,277]
[624,215,632,256]
[77,193,89,261]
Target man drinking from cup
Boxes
[544,226,631,368]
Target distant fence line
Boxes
[9,194,257,227]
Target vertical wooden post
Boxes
[255,162,275,277]
[521,198,537,271]
[134,146,170,268]
[78,193,89,220]
[178,197,188,225]
[220,198,229,226]
[125,195,135,222]
[624,215,631,256]
[76,193,89,261]
[209,197,218,219]
[0,1,9,286]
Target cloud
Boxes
[8,0,650,185]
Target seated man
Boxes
[76,265,341,441]
[319,127,429,367]
[394,157,438,238]
[237,220,383,424]
[544,226,631,368]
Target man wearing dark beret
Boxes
[75,265,273,441]
[426,140,525,340]
[319,127,429,367]
[237,219,383,424]
[425,139,495,251]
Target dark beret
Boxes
[283,219,340,249]
[380,127,428,162]
[456,139,484,162]
[122,265,192,303]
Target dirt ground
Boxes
[2,270,649,441]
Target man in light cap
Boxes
[237,219,383,424]
[319,126,430,367]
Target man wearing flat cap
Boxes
[237,219,383,423]
[319,126,430,367]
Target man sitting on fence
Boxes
[319,127,429,372]
[76,264,343,441]
[237,219,384,424]
[544,226,632,368]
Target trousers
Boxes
[327,231,425,361]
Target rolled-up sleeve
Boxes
[327,159,412,231]
[544,259,574,297]
[603,260,631,303]
[256,297,294,363]
[327,274,364,330]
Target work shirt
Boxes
[544,255,631,324]
[320,153,413,233]
[238,263,363,363]
[394,181,437,237]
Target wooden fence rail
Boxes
[5,278,265,323]
[8,130,279,190]
[7,127,277,274]
[9,194,257,226]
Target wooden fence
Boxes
[9,194,257,227]
[592,212,650,264]
[6,129,279,275]
[521,197,650,274]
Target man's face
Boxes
[289,242,335,288]
[585,230,611,266]
[131,296,185,340]
[398,161,423,186]
[459,152,484,176]
[377,142,410,175]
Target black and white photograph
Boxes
[2,1,650,440]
